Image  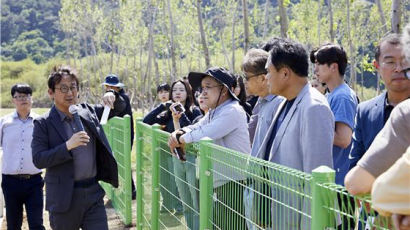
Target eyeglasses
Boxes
[55,85,78,93]
[403,68,410,80]
[381,60,408,70]
[244,72,267,81]
[198,85,222,93]
[13,95,31,101]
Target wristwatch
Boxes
[175,129,186,144]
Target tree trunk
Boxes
[166,0,177,81]
[346,0,356,91]
[278,0,288,38]
[242,0,250,53]
[375,0,388,34]
[231,2,237,71]
[391,0,401,33]
[263,0,270,39]
[328,0,334,42]
[317,0,321,45]
[220,29,231,67]
[196,0,211,68]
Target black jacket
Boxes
[32,97,126,213]
[143,104,202,133]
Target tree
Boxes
[196,0,210,68]
[391,0,401,33]
[242,0,250,53]
[278,0,288,38]
[166,0,177,81]
[375,0,388,34]
[328,0,335,42]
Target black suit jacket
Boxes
[32,104,119,213]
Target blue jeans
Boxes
[2,174,45,230]
[173,155,199,230]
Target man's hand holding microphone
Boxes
[66,91,115,151]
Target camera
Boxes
[171,103,185,114]
[174,103,184,113]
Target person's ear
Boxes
[331,63,338,72]
[281,67,290,79]
[48,89,54,100]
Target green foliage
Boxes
[1,0,64,63]
[2,0,406,109]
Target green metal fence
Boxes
[134,121,393,230]
[101,115,132,226]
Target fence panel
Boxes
[134,121,394,230]
[136,121,154,229]
[318,184,392,230]
[101,115,132,226]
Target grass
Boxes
[0,107,50,117]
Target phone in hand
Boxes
[171,103,185,114]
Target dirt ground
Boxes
[0,197,130,230]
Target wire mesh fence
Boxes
[131,121,395,230]
[101,115,132,226]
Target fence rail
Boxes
[103,119,392,230]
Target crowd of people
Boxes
[0,25,409,230]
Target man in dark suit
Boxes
[345,33,410,195]
[31,65,125,230]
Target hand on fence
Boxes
[168,130,185,149]
[66,131,90,150]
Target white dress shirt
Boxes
[0,111,42,175]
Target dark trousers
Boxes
[1,174,45,230]
[49,182,108,230]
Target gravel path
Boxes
[0,197,130,230]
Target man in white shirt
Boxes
[0,84,44,230]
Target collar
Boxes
[262,94,276,102]
[214,98,233,110]
[208,98,234,118]
[55,107,70,122]
[12,111,36,120]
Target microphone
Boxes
[69,105,85,132]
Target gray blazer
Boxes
[257,83,334,172]
[256,84,334,230]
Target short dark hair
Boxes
[48,65,79,91]
[241,48,269,74]
[375,33,401,61]
[157,83,171,93]
[268,38,309,77]
[260,37,285,52]
[310,43,348,76]
[169,80,194,110]
[11,84,32,97]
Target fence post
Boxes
[199,138,213,230]
[135,119,144,230]
[122,115,132,225]
[151,124,161,230]
[311,165,335,229]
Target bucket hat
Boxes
[102,74,124,88]
[188,67,239,101]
